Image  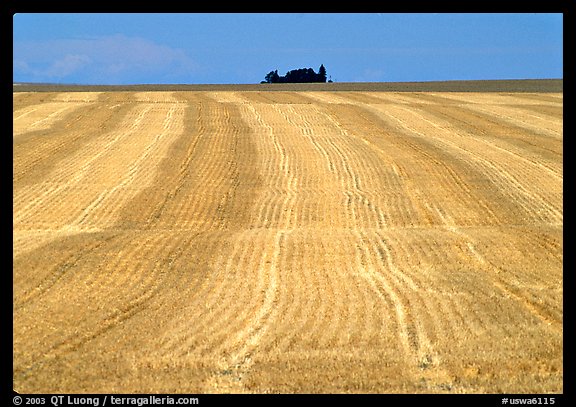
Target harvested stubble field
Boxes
[13,81,563,393]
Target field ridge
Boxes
[13,87,563,393]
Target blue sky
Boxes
[13,13,563,85]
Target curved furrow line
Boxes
[315,235,364,350]
[337,124,418,228]
[13,105,39,121]
[335,234,382,349]
[71,105,186,229]
[13,231,119,309]
[236,104,285,229]
[221,232,283,358]
[289,106,358,173]
[125,101,208,231]
[316,103,441,228]
[362,104,506,227]
[320,137,369,225]
[14,232,188,381]
[212,106,263,230]
[463,227,563,326]
[304,105,392,229]
[13,101,134,187]
[277,104,362,228]
[364,101,560,230]
[158,110,231,230]
[202,231,287,392]
[366,231,443,366]
[205,236,273,352]
[327,136,399,228]
[13,229,71,259]
[270,105,312,187]
[14,104,154,225]
[467,239,562,332]
[374,229,482,380]
[368,230,484,389]
[13,102,80,137]
[385,230,492,337]
[155,100,259,232]
[492,227,563,286]
[203,103,257,230]
[76,231,184,300]
[353,236,402,349]
[150,234,228,357]
[306,116,390,228]
[286,105,337,175]
[411,262,493,339]
[283,234,335,351]
[437,223,563,335]
[353,230,414,362]
[247,104,299,229]
[500,103,563,126]
[379,104,562,225]
[15,103,150,192]
[410,102,562,180]
[374,231,449,344]
[78,105,178,186]
[180,233,267,358]
[508,103,563,120]
[259,230,313,355]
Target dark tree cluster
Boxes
[262,64,328,84]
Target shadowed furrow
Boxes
[13,89,563,394]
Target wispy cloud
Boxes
[13,34,199,84]
[353,68,386,82]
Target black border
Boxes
[7,2,573,405]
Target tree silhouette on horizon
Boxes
[262,65,328,84]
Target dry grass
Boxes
[13,85,562,393]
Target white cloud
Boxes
[43,54,92,78]
[13,34,199,84]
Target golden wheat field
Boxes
[13,85,563,393]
